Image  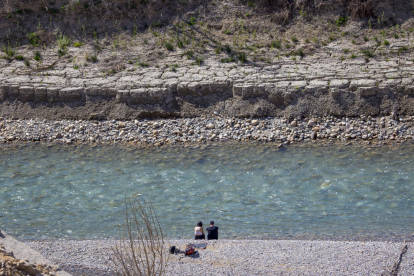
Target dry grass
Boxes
[111,196,169,276]
[0,0,15,14]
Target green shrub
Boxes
[15,54,24,60]
[271,40,281,49]
[221,56,236,63]
[224,44,232,52]
[223,30,231,35]
[3,46,14,57]
[295,48,305,57]
[335,16,347,27]
[237,52,247,63]
[73,41,84,47]
[34,51,41,61]
[183,50,194,59]
[139,62,149,67]
[195,56,204,65]
[361,49,375,58]
[87,54,98,63]
[24,59,30,67]
[363,36,369,42]
[58,49,66,57]
[188,16,196,26]
[291,36,298,43]
[170,64,178,72]
[398,46,408,55]
[28,33,39,46]
[384,40,390,46]
[394,34,399,39]
[177,40,184,49]
[165,41,174,51]
[57,33,71,49]
[343,48,349,54]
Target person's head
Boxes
[210,220,214,226]
[197,221,203,227]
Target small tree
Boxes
[111,196,168,276]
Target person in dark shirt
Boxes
[206,220,219,240]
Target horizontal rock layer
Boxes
[1,56,414,120]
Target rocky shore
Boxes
[26,239,413,276]
[0,231,70,276]
[0,113,413,145]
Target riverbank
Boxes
[0,114,412,145]
[0,114,414,146]
[25,239,413,275]
[0,231,70,276]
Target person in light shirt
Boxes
[194,221,205,240]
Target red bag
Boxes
[185,244,196,255]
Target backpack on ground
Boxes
[185,244,196,255]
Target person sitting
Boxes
[194,221,205,240]
[206,220,219,240]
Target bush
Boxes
[34,51,41,61]
[58,49,66,57]
[86,53,98,63]
[15,55,24,60]
[28,33,40,46]
[165,42,174,51]
[73,41,84,47]
[271,40,281,49]
[237,52,247,63]
[335,16,347,27]
[111,196,169,276]
[3,46,14,57]
[57,33,71,49]
[398,46,408,55]
[188,16,196,26]
[295,48,305,57]
[195,56,204,65]
[361,49,375,58]
[182,50,194,59]
[384,40,390,46]
[224,44,232,53]
[221,55,236,63]
[291,36,298,43]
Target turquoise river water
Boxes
[0,142,413,241]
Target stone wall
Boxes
[1,53,414,120]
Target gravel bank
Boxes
[0,114,413,145]
[26,239,413,276]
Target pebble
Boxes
[0,115,411,145]
[25,239,414,276]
